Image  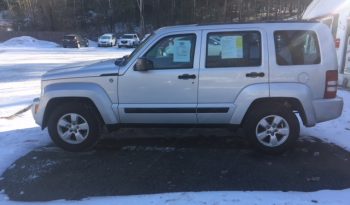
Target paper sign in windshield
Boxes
[173,40,191,63]
[221,36,243,59]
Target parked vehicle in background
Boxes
[33,22,343,154]
[303,0,350,87]
[98,33,117,47]
[117,34,140,48]
[62,34,89,48]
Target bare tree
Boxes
[136,0,144,35]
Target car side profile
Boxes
[62,34,89,48]
[33,22,343,153]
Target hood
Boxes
[42,59,119,81]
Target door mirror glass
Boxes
[134,58,154,71]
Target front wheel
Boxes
[47,103,101,152]
[244,103,299,154]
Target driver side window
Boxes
[144,34,196,70]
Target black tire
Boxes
[47,103,101,152]
[244,102,299,154]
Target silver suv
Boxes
[117,34,140,48]
[32,22,343,153]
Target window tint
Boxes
[274,30,321,65]
[206,31,261,68]
[144,34,196,69]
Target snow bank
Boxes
[87,40,97,47]
[0,36,59,48]
[1,189,350,205]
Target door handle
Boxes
[246,72,265,78]
[178,74,196,80]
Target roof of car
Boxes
[65,34,79,36]
[155,21,323,34]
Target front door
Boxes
[118,32,200,124]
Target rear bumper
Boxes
[313,97,343,123]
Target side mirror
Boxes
[134,58,153,71]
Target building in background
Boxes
[303,0,350,87]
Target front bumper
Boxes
[98,42,113,46]
[118,41,133,46]
[32,98,44,128]
[313,97,344,123]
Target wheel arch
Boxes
[230,83,317,127]
[42,97,104,129]
[241,97,307,127]
[39,82,119,129]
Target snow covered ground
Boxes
[0,37,350,204]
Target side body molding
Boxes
[38,82,119,127]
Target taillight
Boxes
[324,70,338,99]
[335,38,340,48]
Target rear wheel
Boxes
[47,103,101,152]
[244,103,299,154]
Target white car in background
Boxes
[98,33,116,47]
[117,34,140,48]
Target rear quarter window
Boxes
[274,30,321,66]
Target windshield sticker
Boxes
[221,36,243,59]
[173,40,191,63]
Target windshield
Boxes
[64,36,75,40]
[101,36,111,40]
[122,35,134,39]
[120,33,154,66]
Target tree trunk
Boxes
[136,0,145,35]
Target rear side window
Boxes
[274,30,321,65]
[206,31,261,68]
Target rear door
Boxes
[198,28,269,124]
